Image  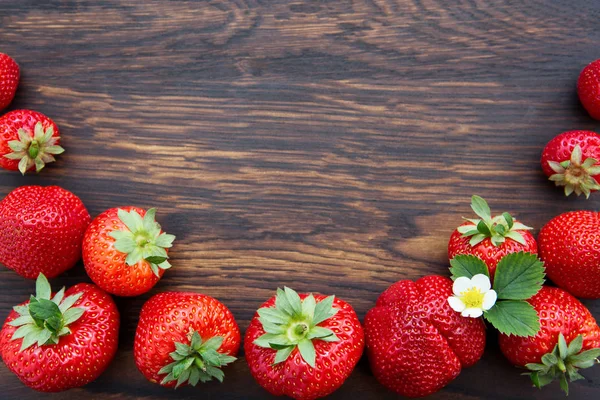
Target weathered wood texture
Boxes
[1,0,600,398]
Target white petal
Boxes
[448,296,466,312]
[453,276,472,296]
[463,308,483,318]
[470,274,491,292]
[482,290,497,310]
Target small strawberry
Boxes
[448,195,537,279]
[365,275,486,398]
[541,130,600,198]
[245,287,364,400]
[0,185,90,279]
[83,207,176,297]
[578,59,600,120]
[134,291,240,387]
[538,211,600,298]
[0,53,19,110]
[499,286,600,395]
[0,274,120,392]
[0,110,64,174]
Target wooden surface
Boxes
[1,0,600,398]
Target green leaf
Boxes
[274,346,294,364]
[469,233,486,246]
[525,362,550,372]
[275,288,294,316]
[493,252,545,300]
[313,295,337,325]
[63,307,85,325]
[566,335,584,357]
[145,256,168,265]
[188,368,201,386]
[29,298,61,322]
[11,324,38,340]
[505,231,527,246]
[297,339,316,368]
[176,368,191,388]
[117,209,144,232]
[36,274,51,300]
[261,320,286,335]
[541,352,558,366]
[301,294,316,320]
[36,329,52,346]
[484,300,540,337]
[559,374,569,395]
[205,365,225,383]
[306,326,337,340]
[125,247,144,266]
[8,315,34,327]
[495,224,506,235]
[51,287,65,305]
[142,208,157,232]
[218,354,237,365]
[503,212,514,229]
[477,220,492,236]
[58,292,83,312]
[471,195,491,222]
[558,333,568,359]
[202,336,224,351]
[190,331,202,350]
[449,255,489,280]
[44,145,64,155]
[156,233,176,248]
[283,287,303,316]
[257,307,289,325]
[254,333,286,348]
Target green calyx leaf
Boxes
[108,208,176,277]
[524,333,600,395]
[3,122,64,175]
[450,255,490,280]
[158,331,236,388]
[9,274,85,351]
[492,252,545,300]
[253,287,340,368]
[547,145,600,199]
[458,195,532,247]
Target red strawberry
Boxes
[0,53,19,110]
[83,207,176,297]
[541,130,600,198]
[499,286,600,394]
[0,274,120,392]
[578,59,600,120]
[245,287,364,400]
[448,195,537,279]
[0,110,64,175]
[134,292,240,387]
[0,185,90,279]
[538,211,600,298]
[365,275,486,398]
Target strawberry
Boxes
[365,275,486,398]
[541,130,600,198]
[578,59,600,120]
[448,195,537,279]
[0,110,64,175]
[83,207,176,297]
[499,286,600,395]
[0,53,19,110]
[134,291,240,387]
[538,211,600,298]
[244,287,364,400]
[0,185,90,279]
[0,274,120,392]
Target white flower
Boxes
[447,274,497,318]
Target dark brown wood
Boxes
[1,0,599,398]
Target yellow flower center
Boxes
[460,287,485,308]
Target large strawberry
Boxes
[365,275,486,398]
[541,130,600,198]
[448,195,536,279]
[578,59,600,120]
[83,207,175,297]
[499,286,600,395]
[0,110,64,174]
[134,292,240,388]
[0,185,90,279]
[538,211,600,298]
[245,287,364,400]
[0,53,19,110]
[0,274,120,392]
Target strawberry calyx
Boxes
[8,274,85,351]
[109,208,176,277]
[525,333,600,395]
[3,121,64,175]
[547,145,600,198]
[158,331,236,388]
[253,287,340,368]
[457,195,532,247]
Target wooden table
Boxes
[1,1,599,399]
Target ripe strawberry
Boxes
[365,275,486,398]
[538,211,600,298]
[578,59,600,120]
[0,185,90,279]
[0,110,64,174]
[0,53,19,110]
[245,287,364,400]
[0,274,120,392]
[499,286,600,394]
[448,195,537,279]
[134,292,240,388]
[83,207,176,297]
[541,130,600,198]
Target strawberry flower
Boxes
[448,274,497,318]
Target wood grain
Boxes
[1,0,600,398]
